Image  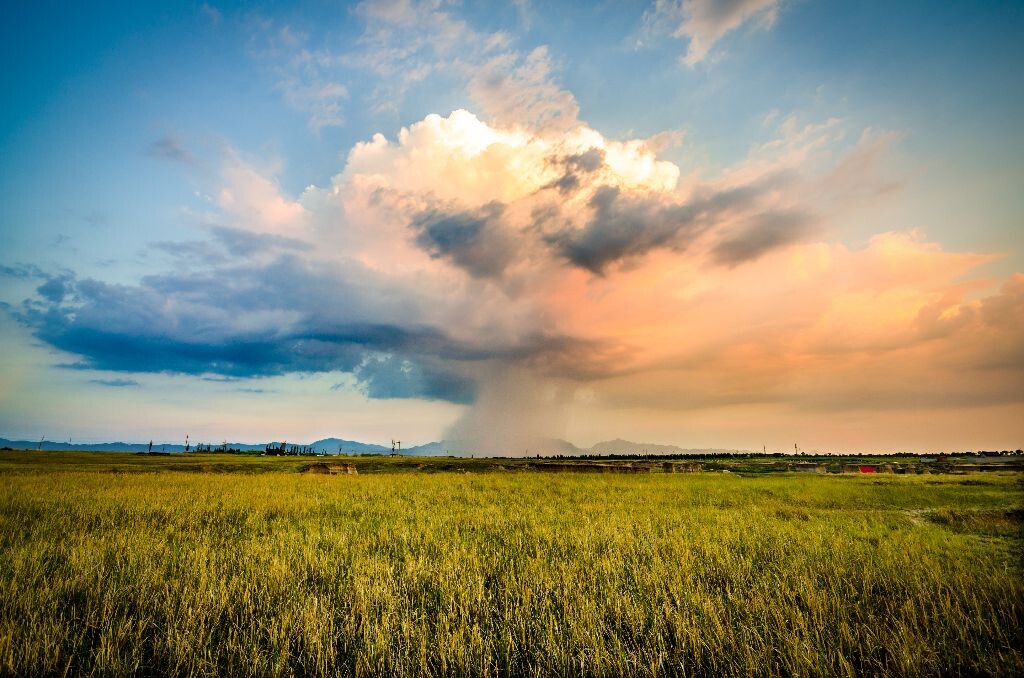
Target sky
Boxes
[1,0,1022,453]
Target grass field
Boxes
[0,452,1021,676]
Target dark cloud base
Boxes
[3,255,589,405]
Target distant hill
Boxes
[442,437,584,457]
[309,439,454,455]
[587,439,745,456]
[309,438,390,454]
[403,441,448,455]
[0,436,450,455]
[0,438,263,453]
[0,436,741,457]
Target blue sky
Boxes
[1,1,1022,452]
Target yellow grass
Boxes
[0,459,1021,676]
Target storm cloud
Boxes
[412,202,516,279]
[4,104,1020,454]
[10,252,601,404]
[547,180,780,274]
[544,148,606,194]
[711,210,818,266]
[355,354,476,404]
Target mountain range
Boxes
[0,436,742,456]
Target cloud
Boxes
[412,202,516,279]
[0,1,1017,453]
[0,264,45,279]
[15,260,365,378]
[334,0,484,116]
[579,232,1022,418]
[710,209,817,266]
[546,187,696,273]
[547,182,765,274]
[278,79,348,132]
[10,251,598,404]
[35,273,75,303]
[260,0,581,132]
[149,134,196,164]
[250,22,349,131]
[88,378,140,388]
[7,93,1022,451]
[467,46,580,132]
[355,354,476,404]
[647,0,781,66]
[215,151,308,236]
[563,148,605,174]
[544,148,606,194]
[545,171,806,274]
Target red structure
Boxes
[859,465,877,473]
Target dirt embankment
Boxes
[301,462,358,475]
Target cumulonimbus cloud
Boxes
[5,102,1022,453]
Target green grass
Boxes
[0,454,1021,676]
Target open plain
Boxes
[0,451,1021,676]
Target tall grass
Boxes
[0,469,1021,676]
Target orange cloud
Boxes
[173,109,1024,451]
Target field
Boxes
[0,452,1021,676]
